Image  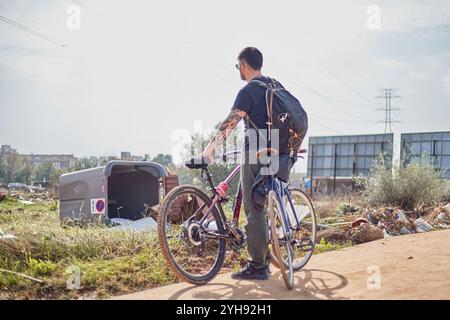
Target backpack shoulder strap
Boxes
[249,77,281,89]
[249,79,268,88]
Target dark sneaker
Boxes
[231,264,269,280]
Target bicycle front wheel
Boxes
[269,187,317,271]
[158,185,226,285]
[268,190,295,290]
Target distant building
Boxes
[120,151,143,161]
[0,145,77,169]
[22,154,77,169]
[0,144,18,157]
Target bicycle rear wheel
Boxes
[268,190,294,290]
[158,185,226,285]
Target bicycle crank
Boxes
[294,237,314,252]
[230,227,247,251]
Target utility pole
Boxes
[375,89,402,133]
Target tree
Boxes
[71,157,101,171]
[15,161,34,184]
[173,122,244,197]
[151,153,173,168]
[0,153,33,184]
[34,162,57,182]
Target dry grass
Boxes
[1,195,353,299]
[314,194,366,219]
[0,197,176,299]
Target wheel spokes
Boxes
[163,191,221,278]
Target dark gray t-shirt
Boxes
[232,76,284,149]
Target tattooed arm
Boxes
[202,108,246,163]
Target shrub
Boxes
[441,180,450,202]
[335,202,359,216]
[361,156,446,210]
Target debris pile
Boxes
[352,203,450,240]
[317,203,450,245]
[1,190,55,204]
[427,204,450,229]
[364,207,417,236]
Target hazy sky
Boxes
[1,0,450,172]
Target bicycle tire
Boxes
[269,187,317,271]
[268,190,294,290]
[158,185,226,285]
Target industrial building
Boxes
[401,131,450,179]
[306,134,394,194]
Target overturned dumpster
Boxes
[59,161,168,224]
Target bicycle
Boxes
[157,148,317,289]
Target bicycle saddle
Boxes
[185,157,208,169]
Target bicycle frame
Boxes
[185,150,307,242]
[269,177,295,237]
[185,164,242,241]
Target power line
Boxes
[312,58,378,105]
[287,74,374,123]
[309,117,345,134]
[375,89,402,133]
[0,15,67,47]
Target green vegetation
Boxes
[1,196,349,299]
[0,197,176,299]
[0,154,114,186]
[0,153,174,186]
[0,153,58,185]
[335,202,359,216]
[361,156,448,210]
[314,238,352,254]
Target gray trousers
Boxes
[240,151,270,270]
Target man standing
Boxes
[201,47,278,280]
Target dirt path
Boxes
[114,229,450,300]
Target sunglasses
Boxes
[235,63,241,70]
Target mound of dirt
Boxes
[316,228,349,243]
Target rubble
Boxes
[110,217,157,232]
[318,202,450,245]
[445,203,450,215]
[367,211,376,224]
[396,211,407,222]
[0,189,54,204]
[316,228,349,243]
[18,199,34,205]
[435,212,449,223]
[428,204,450,228]
[400,227,412,235]
[363,207,416,236]
[351,217,369,229]
[414,218,433,233]
[342,203,450,243]
[350,223,384,244]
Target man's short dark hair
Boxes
[238,47,263,70]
